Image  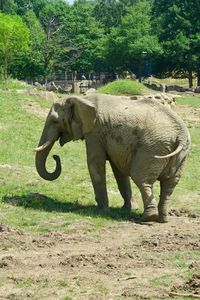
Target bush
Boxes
[97,79,150,95]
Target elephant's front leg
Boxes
[86,140,108,211]
[109,161,138,211]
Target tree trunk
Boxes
[3,50,9,80]
[197,70,200,86]
[188,69,193,88]
[138,60,142,83]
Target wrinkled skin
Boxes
[35,94,191,222]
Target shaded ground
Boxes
[0,216,200,300]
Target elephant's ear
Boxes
[69,96,96,140]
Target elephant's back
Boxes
[96,96,175,128]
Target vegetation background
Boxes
[0,0,200,87]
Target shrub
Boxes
[97,79,150,95]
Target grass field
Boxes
[0,89,200,299]
[0,78,32,90]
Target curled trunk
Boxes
[35,142,61,181]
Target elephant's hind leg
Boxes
[158,158,186,222]
[109,161,138,211]
[158,176,180,223]
[135,182,158,222]
[130,152,162,222]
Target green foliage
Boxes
[62,0,104,73]
[0,12,30,79]
[0,0,200,84]
[97,79,149,95]
[101,0,162,77]
[0,0,18,14]
[93,0,129,33]
[9,9,46,81]
[152,0,200,85]
[35,0,71,79]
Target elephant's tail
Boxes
[154,144,183,159]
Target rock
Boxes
[0,224,10,232]
[195,86,200,93]
[84,88,96,95]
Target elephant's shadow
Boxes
[3,192,142,222]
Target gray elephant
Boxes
[34,94,191,222]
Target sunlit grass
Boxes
[176,96,200,108]
[0,78,32,90]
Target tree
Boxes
[14,0,34,15]
[152,0,200,87]
[36,0,71,81]
[102,0,161,79]
[93,0,140,33]
[9,9,46,82]
[0,12,30,79]
[0,0,17,14]
[60,0,105,74]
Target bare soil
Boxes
[0,216,200,300]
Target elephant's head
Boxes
[34,96,96,181]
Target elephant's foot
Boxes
[122,198,139,211]
[122,204,131,211]
[97,203,109,213]
[141,207,158,222]
[157,214,168,223]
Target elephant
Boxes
[34,93,191,222]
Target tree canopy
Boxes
[0,12,30,79]
[0,0,199,85]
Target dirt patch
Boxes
[23,102,49,119]
[15,89,58,101]
[0,255,19,269]
[184,274,200,293]
[0,216,199,299]
[170,274,200,298]
[175,105,200,126]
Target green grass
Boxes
[97,79,151,95]
[0,78,32,90]
[176,96,200,108]
[0,90,200,233]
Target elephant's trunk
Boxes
[35,141,61,181]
